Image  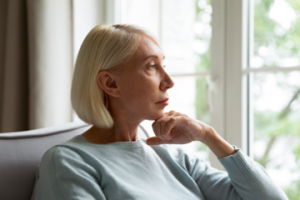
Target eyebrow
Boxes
[142,55,165,62]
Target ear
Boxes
[97,71,120,97]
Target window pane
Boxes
[121,0,212,74]
[162,0,212,74]
[253,71,300,199]
[252,0,300,68]
[121,0,160,37]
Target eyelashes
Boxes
[148,64,156,69]
[148,64,166,69]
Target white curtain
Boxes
[27,0,73,129]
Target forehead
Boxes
[135,36,164,61]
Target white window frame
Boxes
[205,0,250,169]
[212,0,300,170]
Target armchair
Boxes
[0,122,149,200]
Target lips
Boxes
[156,98,169,103]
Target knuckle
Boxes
[169,117,176,122]
[174,112,181,116]
[169,110,175,114]
[182,114,188,120]
[182,113,188,117]
[160,118,167,123]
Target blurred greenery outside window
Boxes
[252,0,300,199]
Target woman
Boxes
[34,24,287,200]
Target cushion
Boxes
[0,122,91,200]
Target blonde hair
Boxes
[71,24,157,128]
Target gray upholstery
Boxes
[0,122,149,200]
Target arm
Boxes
[198,127,288,200]
[187,143,288,200]
[201,127,236,158]
[34,146,106,200]
[146,111,288,200]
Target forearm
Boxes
[197,124,288,199]
[200,126,236,159]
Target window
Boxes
[250,0,300,198]
[212,0,300,196]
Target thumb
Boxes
[146,136,168,145]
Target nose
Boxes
[160,70,174,91]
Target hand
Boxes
[145,111,214,146]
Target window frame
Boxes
[207,0,250,169]
[219,0,300,168]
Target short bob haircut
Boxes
[71,24,158,128]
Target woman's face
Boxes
[113,35,174,121]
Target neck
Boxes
[82,113,142,144]
[82,97,146,144]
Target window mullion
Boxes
[244,66,300,74]
[105,0,122,24]
[224,0,249,154]
[209,0,226,170]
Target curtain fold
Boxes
[0,0,73,132]
[0,0,29,132]
[27,0,73,129]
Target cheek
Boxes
[121,75,159,104]
[120,76,166,120]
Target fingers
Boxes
[159,119,167,139]
[152,116,177,141]
[165,110,181,118]
[152,119,168,140]
[165,110,175,116]
[163,117,176,139]
[152,120,161,138]
[152,111,189,143]
[150,111,202,145]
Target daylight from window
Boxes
[252,0,300,199]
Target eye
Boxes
[148,64,157,69]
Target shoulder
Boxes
[40,136,89,167]
[39,143,100,181]
[40,145,81,170]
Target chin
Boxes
[146,110,165,121]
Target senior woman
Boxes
[34,24,287,200]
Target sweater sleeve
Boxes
[185,147,288,200]
[34,146,106,200]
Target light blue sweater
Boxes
[34,135,288,200]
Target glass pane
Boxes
[253,71,300,199]
[122,0,212,74]
[141,76,211,161]
[252,0,300,68]
[121,0,160,37]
